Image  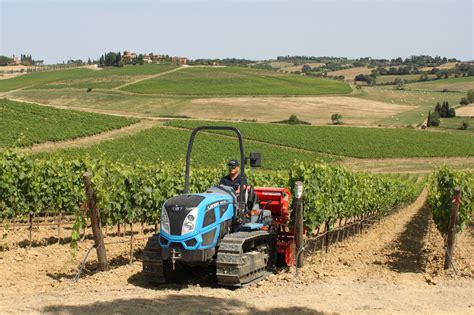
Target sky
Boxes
[1,0,473,64]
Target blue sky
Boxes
[1,0,473,63]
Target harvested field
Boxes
[420,62,458,72]
[189,96,413,125]
[327,67,373,81]
[9,90,416,126]
[339,157,474,173]
[456,104,474,117]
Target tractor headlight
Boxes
[182,207,199,235]
[160,206,170,234]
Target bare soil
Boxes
[419,63,458,72]
[456,104,474,117]
[339,157,474,173]
[327,67,373,81]
[0,190,472,314]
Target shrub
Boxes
[272,115,310,125]
[467,89,474,103]
[331,113,343,125]
[434,101,455,118]
[429,111,440,127]
[459,121,469,130]
[460,97,469,105]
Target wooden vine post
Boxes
[444,186,461,270]
[28,212,33,248]
[83,172,109,271]
[294,181,304,268]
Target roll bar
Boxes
[184,126,246,208]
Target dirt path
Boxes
[0,189,472,314]
[21,120,161,153]
[113,66,185,90]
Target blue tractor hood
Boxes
[159,187,236,250]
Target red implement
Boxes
[254,187,295,266]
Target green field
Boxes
[0,98,138,147]
[38,126,332,169]
[405,76,474,92]
[356,86,464,126]
[438,117,474,133]
[30,64,177,90]
[121,66,352,95]
[167,120,474,158]
[0,68,92,92]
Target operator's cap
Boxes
[227,159,240,167]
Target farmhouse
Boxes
[172,56,187,65]
[9,55,21,65]
[122,50,137,63]
[143,53,163,63]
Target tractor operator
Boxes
[220,159,246,195]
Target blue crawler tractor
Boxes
[142,126,279,287]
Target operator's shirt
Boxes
[220,175,246,192]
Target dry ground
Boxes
[339,157,474,173]
[327,67,373,81]
[419,62,458,72]
[456,104,474,117]
[189,96,413,125]
[0,190,472,314]
[7,91,417,126]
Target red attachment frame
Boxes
[253,187,295,266]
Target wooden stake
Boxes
[444,187,461,270]
[57,212,62,245]
[129,223,134,264]
[294,181,304,268]
[28,212,33,248]
[83,172,109,271]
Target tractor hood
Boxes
[162,192,234,237]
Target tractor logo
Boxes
[172,205,182,212]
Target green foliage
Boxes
[273,115,311,125]
[428,167,473,234]
[428,111,440,127]
[354,74,376,86]
[394,78,405,90]
[0,56,12,66]
[1,151,421,249]
[0,150,85,220]
[122,66,352,96]
[467,89,474,103]
[459,121,469,130]
[289,163,420,233]
[166,120,474,158]
[459,97,469,105]
[40,126,332,169]
[331,113,342,125]
[0,99,138,148]
[433,101,455,118]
